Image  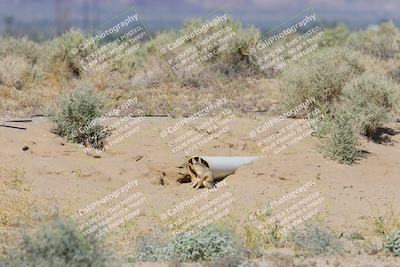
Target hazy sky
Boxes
[0,0,399,37]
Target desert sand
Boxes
[1,116,400,266]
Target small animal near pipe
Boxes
[186,156,258,189]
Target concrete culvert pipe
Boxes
[187,156,258,185]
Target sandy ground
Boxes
[1,116,400,266]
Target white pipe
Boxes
[189,156,258,179]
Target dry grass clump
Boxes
[0,167,36,259]
[0,195,33,229]
[0,55,29,89]
[280,47,365,115]
[372,210,400,237]
[0,167,34,228]
[0,81,63,116]
[0,36,59,114]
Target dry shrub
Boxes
[280,47,365,115]
[207,24,261,78]
[117,31,178,84]
[45,29,94,79]
[182,19,261,86]
[340,72,400,137]
[319,23,350,47]
[0,36,46,84]
[0,81,61,116]
[142,17,262,88]
[320,109,360,165]
[0,36,42,65]
[291,224,343,256]
[7,218,112,267]
[126,56,173,88]
[388,61,400,83]
[346,21,400,60]
[316,72,399,164]
[0,55,29,89]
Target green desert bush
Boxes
[385,230,400,256]
[320,109,360,165]
[49,87,110,149]
[136,227,242,262]
[0,55,30,89]
[8,218,111,267]
[171,228,240,262]
[280,47,365,116]
[291,224,343,256]
[135,233,173,262]
[315,72,399,164]
[340,72,400,137]
[346,21,400,60]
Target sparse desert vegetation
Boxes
[1,13,400,267]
